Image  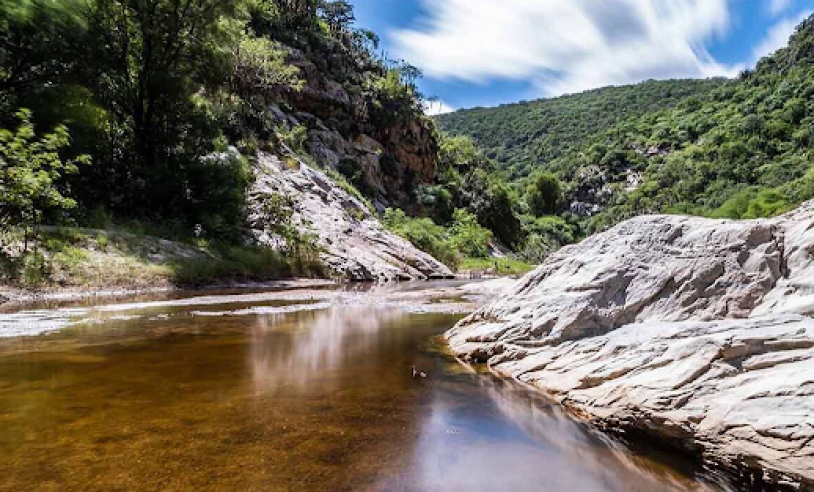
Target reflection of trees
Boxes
[249,306,405,392]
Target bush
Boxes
[0,109,88,239]
[382,208,458,268]
[526,172,563,216]
[517,215,575,264]
[450,209,492,258]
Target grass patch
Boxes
[168,243,324,287]
[1,226,326,291]
[458,257,534,276]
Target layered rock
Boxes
[248,152,452,282]
[447,202,814,489]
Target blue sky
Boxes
[350,0,814,113]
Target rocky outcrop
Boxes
[447,202,814,489]
[248,152,452,282]
[281,48,438,209]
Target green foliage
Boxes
[449,209,492,258]
[0,0,87,111]
[0,0,456,285]
[439,14,814,240]
[230,35,303,101]
[382,207,496,269]
[0,109,88,232]
[421,133,524,248]
[710,188,791,220]
[437,79,726,179]
[517,215,575,264]
[476,181,523,248]
[363,64,424,126]
[383,208,459,268]
[458,257,534,276]
[169,243,324,286]
[526,172,563,216]
[278,124,309,154]
[584,16,814,228]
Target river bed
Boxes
[0,282,735,491]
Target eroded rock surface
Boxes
[447,202,814,489]
[249,152,452,282]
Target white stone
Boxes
[447,201,814,488]
[249,152,452,282]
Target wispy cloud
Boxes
[767,0,794,16]
[751,9,812,64]
[393,0,742,97]
[424,100,456,116]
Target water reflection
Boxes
[391,368,728,492]
[0,284,734,491]
[249,306,406,391]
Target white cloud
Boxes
[393,0,742,97]
[767,0,794,16]
[751,10,811,64]
[424,100,456,116]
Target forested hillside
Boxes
[437,14,814,237]
[0,0,449,285]
[436,78,725,179]
[581,15,814,231]
[0,0,545,285]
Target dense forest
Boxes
[0,0,428,238]
[436,79,726,180]
[0,0,454,284]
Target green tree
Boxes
[478,181,522,248]
[450,208,492,258]
[83,0,238,212]
[318,0,354,32]
[230,35,303,101]
[0,109,88,246]
[526,172,563,216]
[0,0,87,112]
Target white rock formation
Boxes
[447,201,814,489]
[249,152,453,281]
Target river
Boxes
[0,282,734,491]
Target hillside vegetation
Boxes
[0,0,451,285]
[583,16,814,231]
[437,78,725,180]
[437,14,814,240]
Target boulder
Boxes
[447,202,814,488]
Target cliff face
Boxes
[447,201,814,488]
[281,49,438,211]
[235,46,449,280]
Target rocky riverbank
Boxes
[447,201,814,490]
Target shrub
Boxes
[526,172,563,216]
[382,208,458,268]
[450,209,492,258]
[0,109,88,244]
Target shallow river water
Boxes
[0,282,734,491]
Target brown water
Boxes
[0,283,733,491]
